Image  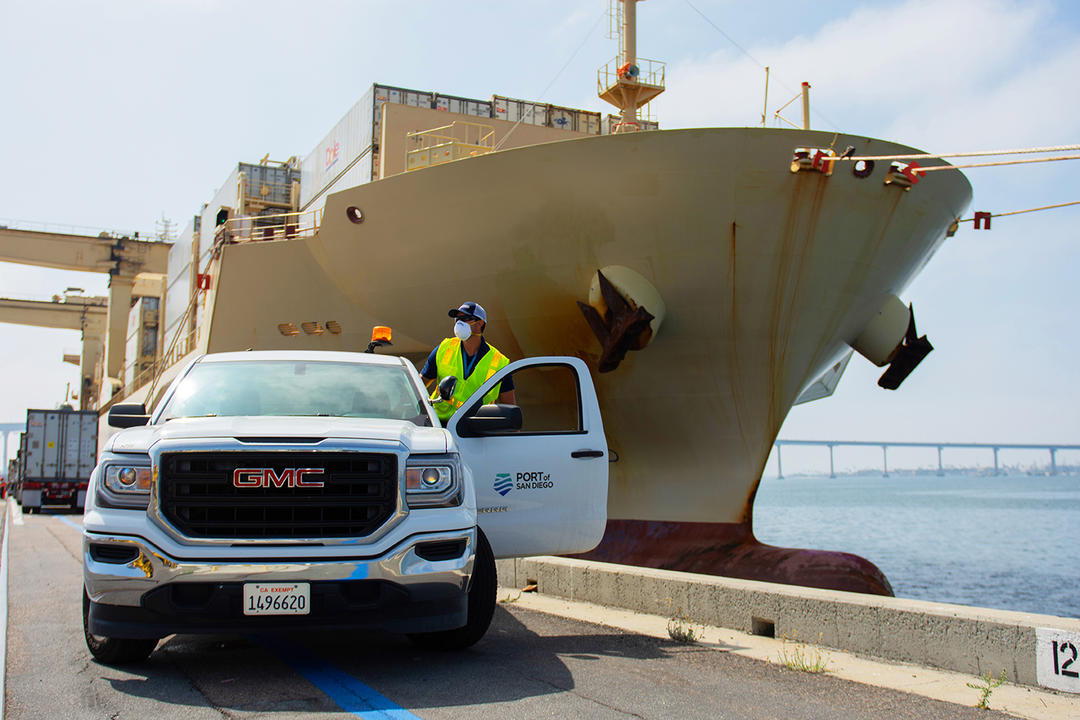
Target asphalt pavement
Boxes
[1,505,1037,719]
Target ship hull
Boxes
[205,127,971,593]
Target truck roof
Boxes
[196,350,405,367]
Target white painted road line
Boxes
[10,500,22,526]
[1,499,11,720]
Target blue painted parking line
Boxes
[56,516,84,532]
[260,636,422,719]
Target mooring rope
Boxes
[838,144,1080,162]
[958,200,1080,223]
[913,154,1080,172]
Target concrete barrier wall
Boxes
[496,556,1080,690]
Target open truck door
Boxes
[447,357,608,559]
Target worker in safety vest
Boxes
[420,301,515,422]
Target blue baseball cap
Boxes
[449,301,487,322]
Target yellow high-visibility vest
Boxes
[431,338,509,422]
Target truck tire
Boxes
[83,588,158,665]
[409,529,496,651]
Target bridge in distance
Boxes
[773,439,1080,478]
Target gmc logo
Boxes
[232,468,326,488]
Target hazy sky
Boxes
[1,0,1077,473]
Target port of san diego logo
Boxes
[494,471,553,496]
[493,473,513,496]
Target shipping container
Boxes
[298,85,600,210]
[547,104,602,134]
[388,87,433,108]
[162,216,200,365]
[125,296,160,387]
[302,84,492,210]
[241,163,296,208]
[434,94,493,119]
[60,412,97,479]
[492,96,549,127]
[20,409,97,512]
[301,86,379,211]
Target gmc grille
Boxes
[159,452,397,539]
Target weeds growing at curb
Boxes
[663,598,704,643]
[500,590,522,604]
[967,669,1006,709]
[777,631,831,673]
[666,612,704,644]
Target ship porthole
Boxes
[852,160,874,179]
[346,206,364,224]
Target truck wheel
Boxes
[409,529,496,651]
[82,588,158,665]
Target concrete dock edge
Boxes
[496,556,1080,692]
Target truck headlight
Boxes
[98,460,153,508]
[406,467,451,493]
[405,456,461,508]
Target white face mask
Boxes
[453,320,472,341]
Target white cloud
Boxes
[660,0,1071,146]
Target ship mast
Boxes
[598,0,665,132]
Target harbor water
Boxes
[753,472,1080,619]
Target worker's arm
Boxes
[419,348,439,391]
[497,388,516,405]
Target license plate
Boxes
[243,582,310,616]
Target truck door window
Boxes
[502,364,582,433]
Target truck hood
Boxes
[105,416,450,455]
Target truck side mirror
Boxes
[458,404,523,437]
[108,403,150,428]
[436,375,458,403]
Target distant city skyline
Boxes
[2,0,1079,474]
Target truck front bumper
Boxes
[84,528,475,639]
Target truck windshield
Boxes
[159,360,428,423]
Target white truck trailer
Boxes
[19,408,97,513]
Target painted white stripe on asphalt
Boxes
[10,500,22,527]
[1,499,11,719]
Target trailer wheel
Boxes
[408,528,496,651]
[83,588,158,665]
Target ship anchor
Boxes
[577,270,656,373]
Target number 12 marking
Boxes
[1052,640,1079,678]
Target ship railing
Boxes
[597,56,666,95]
[216,208,322,245]
[405,121,496,171]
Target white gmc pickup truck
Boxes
[82,350,608,664]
